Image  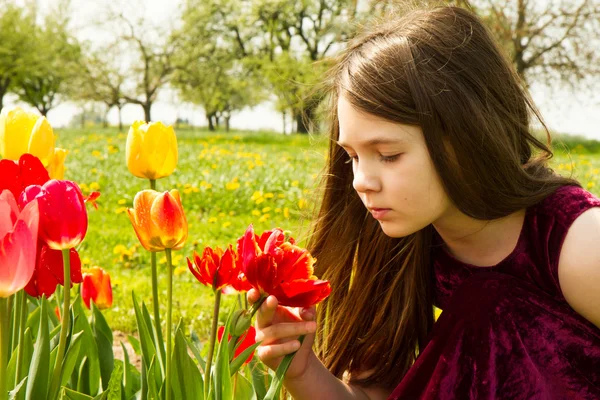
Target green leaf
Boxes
[25,297,50,400]
[264,335,305,400]
[141,302,165,376]
[249,359,269,400]
[183,333,205,374]
[132,293,162,393]
[126,335,140,356]
[145,357,160,400]
[73,295,101,396]
[106,361,123,400]
[232,373,256,400]
[60,387,94,400]
[214,309,234,400]
[172,323,203,400]
[8,377,27,400]
[229,341,260,376]
[60,331,84,387]
[91,302,114,391]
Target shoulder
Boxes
[558,203,600,330]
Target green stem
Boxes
[204,289,222,400]
[14,292,27,387]
[49,249,72,399]
[10,293,18,353]
[165,248,173,400]
[264,335,306,400]
[149,179,163,360]
[228,295,267,362]
[0,297,9,400]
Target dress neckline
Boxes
[434,206,531,270]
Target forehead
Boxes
[336,94,418,147]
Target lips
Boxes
[369,207,391,219]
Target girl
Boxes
[247,5,600,399]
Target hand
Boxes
[248,288,317,380]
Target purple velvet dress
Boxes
[389,185,600,400]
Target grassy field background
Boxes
[54,126,600,341]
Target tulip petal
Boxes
[149,190,187,250]
[0,160,21,200]
[274,243,317,283]
[28,116,55,166]
[0,107,37,161]
[128,190,162,251]
[0,190,19,239]
[275,279,331,308]
[0,219,37,297]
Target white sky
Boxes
[6,0,600,139]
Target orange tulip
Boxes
[81,267,113,309]
[127,190,187,252]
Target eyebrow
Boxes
[336,138,406,148]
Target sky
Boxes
[6,0,600,139]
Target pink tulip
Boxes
[19,179,87,250]
[0,190,39,297]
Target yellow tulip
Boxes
[47,148,68,179]
[0,106,55,166]
[127,189,187,252]
[126,121,178,180]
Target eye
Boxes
[380,154,401,163]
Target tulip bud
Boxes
[126,121,178,180]
[81,267,113,309]
[229,309,253,337]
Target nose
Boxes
[352,162,381,193]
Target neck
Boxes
[432,207,527,267]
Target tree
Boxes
[173,0,266,131]
[0,4,34,110]
[370,0,600,89]
[13,6,82,116]
[114,13,177,122]
[74,49,128,130]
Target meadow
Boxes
[55,126,600,342]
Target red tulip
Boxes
[217,325,256,365]
[187,245,239,291]
[19,179,88,250]
[0,190,39,297]
[0,153,50,200]
[237,225,331,308]
[24,245,82,298]
[81,267,113,309]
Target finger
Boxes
[255,321,317,344]
[247,289,260,304]
[256,295,278,329]
[300,306,316,321]
[257,340,301,361]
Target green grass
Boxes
[54,126,600,341]
[55,127,329,340]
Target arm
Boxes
[558,207,600,329]
[283,352,392,400]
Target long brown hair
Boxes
[306,5,580,391]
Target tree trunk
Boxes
[80,111,85,129]
[118,105,123,132]
[295,103,316,134]
[143,103,152,122]
[207,114,215,131]
[282,111,286,135]
[215,116,220,130]
[225,116,230,132]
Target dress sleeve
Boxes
[541,185,600,297]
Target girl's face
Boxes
[337,94,453,238]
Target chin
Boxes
[378,221,416,238]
